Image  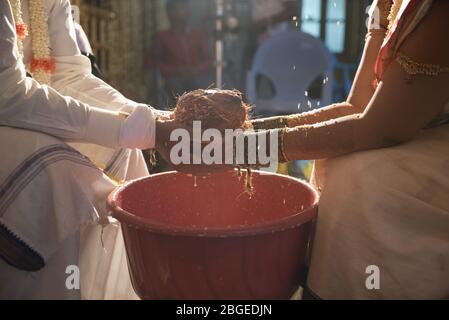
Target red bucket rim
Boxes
[107,170,319,238]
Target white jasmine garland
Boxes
[28,0,53,85]
[10,0,26,57]
[10,0,53,85]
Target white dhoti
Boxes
[0,126,148,299]
[307,124,449,299]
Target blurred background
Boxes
[71,0,372,110]
[71,0,373,178]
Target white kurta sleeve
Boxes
[0,0,127,148]
[46,0,156,148]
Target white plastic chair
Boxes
[246,30,333,116]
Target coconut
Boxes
[173,89,254,193]
[173,89,252,132]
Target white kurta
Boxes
[0,0,156,299]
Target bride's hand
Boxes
[155,119,234,176]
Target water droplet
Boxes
[283,199,286,205]
[292,16,297,21]
[305,91,308,97]
[293,65,296,71]
[297,103,301,110]
[193,176,198,187]
[317,101,321,107]
[307,100,312,109]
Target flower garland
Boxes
[28,0,54,85]
[10,0,54,85]
[10,0,28,57]
[388,0,404,31]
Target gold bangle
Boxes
[147,115,160,166]
[278,128,289,163]
[278,117,289,128]
[252,117,289,130]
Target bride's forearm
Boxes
[251,29,385,132]
[251,102,363,130]
[282,116,359,161]
[252,102,363,130]
[286,102,363,127]
[280,114,398,161]
[285,31,385,128]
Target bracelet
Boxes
[252,117,289,130]
[278,128,289,163]
[278,117,289,128]
[147,115,160,167]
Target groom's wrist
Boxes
[118,105,156,149]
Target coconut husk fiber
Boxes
[174,89,252,132]
[173,88,254,193]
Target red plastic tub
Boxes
[107,170,318,300]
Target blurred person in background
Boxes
[151,0,212,106]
